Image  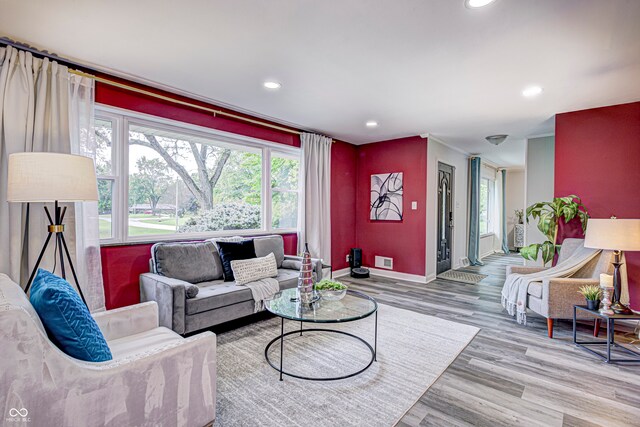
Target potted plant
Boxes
[520,195,589,266]
[578,284,602,311]
[514,209,524,224]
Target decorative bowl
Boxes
[315,280,348,301]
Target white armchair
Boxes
[0,273,216,427]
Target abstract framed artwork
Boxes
[370,172,403,221]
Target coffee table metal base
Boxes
[265,315,377,381]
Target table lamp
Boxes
[584,217,640,315]
[7,152,98,304]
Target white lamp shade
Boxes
[7,152,98,202]
[584,218,640,252]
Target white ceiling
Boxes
[2,0,640,167]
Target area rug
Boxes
[214,304,479,426]
[436,269,487,284]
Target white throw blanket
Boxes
[501,245,601,325]
[243,278,280,312]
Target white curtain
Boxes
[298,133,331,267]
[0,46,105,312]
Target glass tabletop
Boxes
[265,288,377,323]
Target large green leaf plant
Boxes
[520,195,589,266]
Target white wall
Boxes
[524,135,555,266]
[480,234,496,258]
[505,169,525,250]
[426,139,469,281]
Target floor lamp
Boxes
[7,152,99,305]
[584,217,640,315]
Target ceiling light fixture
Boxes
[263,81,281,90]
[522,86,543,97]
[465,0,497,8]
[485,134,508,146]
[365,121,378,128]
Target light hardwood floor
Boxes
[339,253,640,427]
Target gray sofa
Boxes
[140,235,322,335]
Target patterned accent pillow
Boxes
[231,252,278,285]
[30,269,112,362]
[217,240,257,282]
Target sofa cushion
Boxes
[186,270,299,315]
[231,253,278,285]
[186,280,253,315]
[217,240,257,282]
[108,326,182,360]
[153,241,223,282]
[253,235,285,268]
[527,281,543,298]
[30,269,113,362]
[275,268,299,289]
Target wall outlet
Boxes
[411,201,418,210]
[346,254,350,263]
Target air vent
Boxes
[374,256,393,270]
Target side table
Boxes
[573,305,640,364]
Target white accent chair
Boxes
[0,273,216,427]
[506,238,613,338]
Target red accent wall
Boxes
[355,136,427,276]
[331,141,358,270]
[95,79,301,147]
[555,101,640,309]
[101,234,298,310]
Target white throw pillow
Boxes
[231,252,278,285]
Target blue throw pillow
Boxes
[30,269,112,362]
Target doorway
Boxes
[437,162,455,274]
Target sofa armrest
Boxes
[506,265,548,276]
[92,301,159,341]
[542,278,600,320]
[140,273,189,335]
[283,255,323,282]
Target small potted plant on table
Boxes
[578,285,602,311]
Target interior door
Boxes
[437,162,454,274]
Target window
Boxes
[95,117,116,239]
[479,177,495,235]
[95,106,300,243]
[271,153,299,229]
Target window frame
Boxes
[96,104,301,245]
[270,151,301,230]
[479,177,495,237]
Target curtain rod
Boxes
[69,69,312,138]
[1,37,335,142]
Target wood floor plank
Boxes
[339,253,640,426]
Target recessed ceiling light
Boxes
[263,81,281,90]
[365,121,378,128]
[465,0,497,8]
[522,86,543,97]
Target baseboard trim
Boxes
[480,249,503,260]
[365,267,428,284]
[332,266,428,284]
[425,273,437,283]
[332,268,351,278]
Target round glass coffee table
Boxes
[264,288,378,381]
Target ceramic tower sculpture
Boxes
[297,243,315,304]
